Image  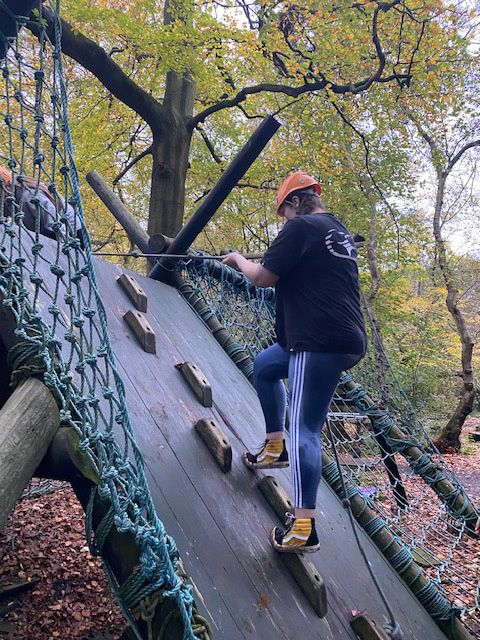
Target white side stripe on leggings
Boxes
[290,352,306,508]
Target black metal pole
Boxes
[149,114,281,282]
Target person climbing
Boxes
[222,171,367,554]
[0,165,78,239]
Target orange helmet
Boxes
[275,171,321,212]
[0,165,12,187]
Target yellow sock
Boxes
[283,518,312,546]
[291,519,312,536]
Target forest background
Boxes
[52,0,479,450]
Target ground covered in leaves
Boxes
[0,420,479,639]
[0,487,125,639]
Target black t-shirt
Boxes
[261,213,367,354]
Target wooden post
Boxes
[0,378,60,530]
[86,171,150,253]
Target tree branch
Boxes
[38,8,166,129]
[448,140,480,173]
[196,126,223,164]
[112,145,153,185]
[189,0,409,131]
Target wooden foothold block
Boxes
[176,362,212,407]
[117,273,148,312]
[195,418,232,473]
[281,554,328,618]
[123,309,156,354]
[257,475,294,520]
[258,476,327,617]
[350,613,391,640]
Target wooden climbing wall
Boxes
[4,233,449,640]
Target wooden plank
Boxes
[123,309,156,354]
[0,578,39,599]
[117,273,148,312]
[91,275,326,639]
[176,361,212,407]
[111,361,289,640]
[93,259,448,640]
[194,418,232,472]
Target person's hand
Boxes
[222,252,241,268]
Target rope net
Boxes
[179,256,480,637]
[0,3,203,638]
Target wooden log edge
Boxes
[0,377,60,531]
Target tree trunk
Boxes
[148,72,196,238]
[356,170,390,403]
[432,173,475,452]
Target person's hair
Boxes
[290,187,325,214]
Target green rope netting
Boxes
[0,3,202,638]
[180,257,480,635]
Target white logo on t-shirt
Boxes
[325,229,358,261]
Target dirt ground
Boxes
[0,419,479,639]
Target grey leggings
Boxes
[253,343,361,509]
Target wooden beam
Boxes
[86,171,150,253]
[0,378,60,530]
